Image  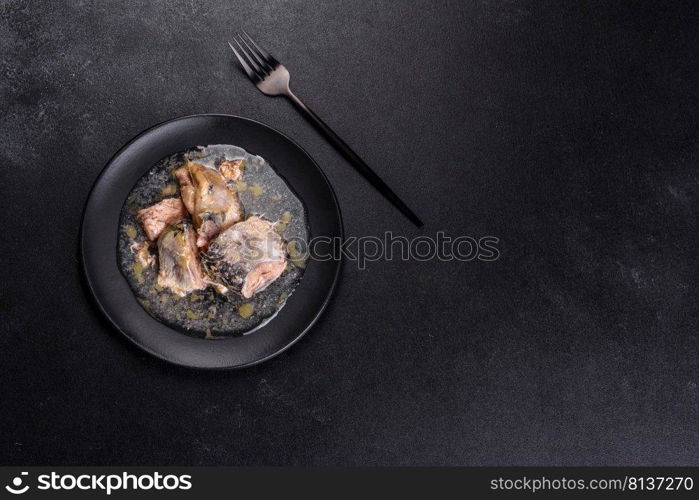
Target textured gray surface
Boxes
[1,0,697,465]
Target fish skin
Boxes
[174,161,243,248]
[156,221,206,296]
[202,216,287,298]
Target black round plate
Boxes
[81,114,343,369]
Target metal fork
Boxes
[228,32,423,227]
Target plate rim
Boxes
[80,113,343,369]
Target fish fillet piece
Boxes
[174,161,243,248]
[173,167,196,215]
[218,158,245,183]
[156,221,206,296]
[136,198,187,241]
[202,216,287,298]
[130,241,155,268]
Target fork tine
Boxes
[234,36,267,79]
[238,33,272,72]
[242,30,279,67]
[228,41,260,81]
[235,36,267,77]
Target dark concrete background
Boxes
[1,0,697,465]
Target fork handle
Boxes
[285,91,423,227]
